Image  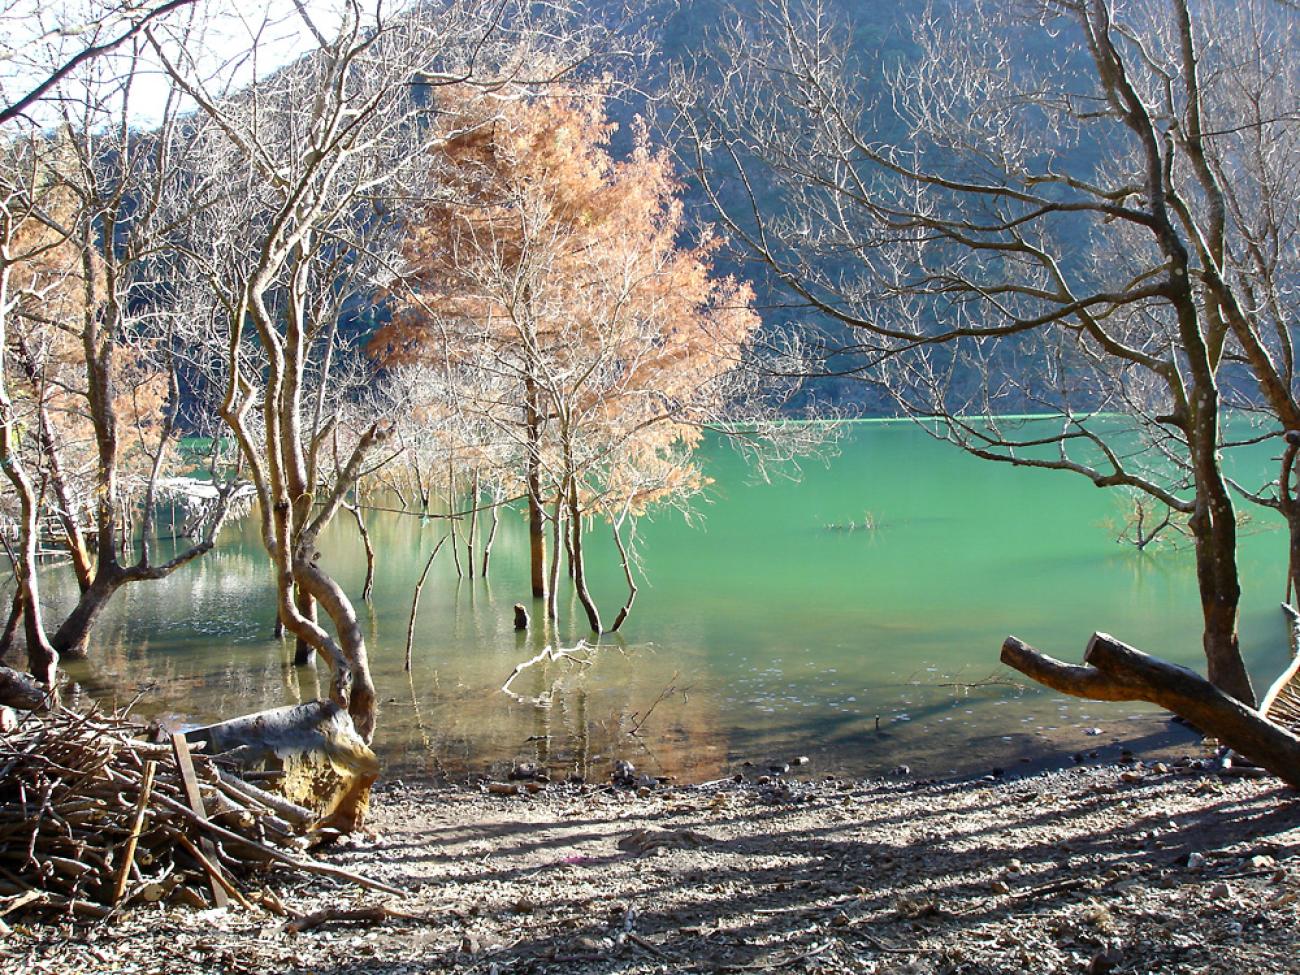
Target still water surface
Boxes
[52,422,1294,782]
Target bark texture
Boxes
[1002,632,1300,786]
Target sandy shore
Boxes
[6,758,1300,974]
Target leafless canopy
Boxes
[673,0,1300,704]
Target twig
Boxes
[629,672,687,736]
[935,674,1025,691]
[501,642,593,704]
[627,931,672,959]
[284,905,392,934]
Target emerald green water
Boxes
[50,421,1293,782]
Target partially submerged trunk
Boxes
[448,460,464,578]
[0,589,22,660]
[292,586,317,668]
[546,493,563,622]
[525,372,546,599]
[296,558,377,744]
[566,474,601,633]
[1002,632,1300,786]
[53,540,216,658]
[610,514,638,632]
[481,502,499,578]
[51,573,123,658]
[404,535,448,672]
[346,501,375,602]
[466,468,478,579]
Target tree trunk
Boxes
[525,373,546,599]
[21,361,93,591]
[546,493,563,622]
[566,475,601,633]
[50,570,124,658]
[1187,401,1254,706]
[297,559,377,744]
[6,482,54,683]
[0,588,21,661]
[1284,488,1300,610]
[1002,632,1300,786]
[466,468,478,579]
[610,515,637,632]
[404,535,447,672]
[448,460,463,578]
[0,259,56,685]
[481,503,499,578]
[346,502,375,602]
[292,586,318,667]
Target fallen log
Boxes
[1002,632,1300,788]
[0,666,45,710]
[187,701,379,833]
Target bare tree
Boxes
[674,0,1300,706]
[0,0,200,125]
[0,10,240,680]
[152,0,617,740]
[34,38,241,658]
[0,137,66,683]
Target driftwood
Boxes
[0,665,45,709]
[187,701,380,833]
[1002,632,1300,787]
[501,642,595,705]
[0,705,395,918]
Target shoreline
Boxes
[377,707,1208,793]
[7,757,1300,974]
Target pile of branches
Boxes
[0,706,399,922]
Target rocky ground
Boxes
[5,757,1300,975]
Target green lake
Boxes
[49,421,1295,783]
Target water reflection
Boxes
[31,423,1293,782]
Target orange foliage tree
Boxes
[373,86,761,631]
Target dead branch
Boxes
[1002,633,1300,787]
[501,642,595,705]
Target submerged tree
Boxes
[0,27,240,681]
[675,0,1300,706]
[375,87,762,631]
[152,0,615,738]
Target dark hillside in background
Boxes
[618,0,1108,416]
[183,1,1100,420]
[632,0,925,414]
